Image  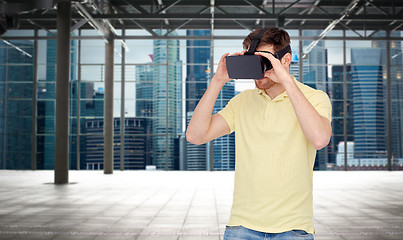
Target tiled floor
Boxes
[0,170,402,240]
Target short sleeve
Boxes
[311,91,332,122]
[217,97,237,133]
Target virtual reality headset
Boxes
[226,28,291,79]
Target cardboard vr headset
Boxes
[226,29,291,79]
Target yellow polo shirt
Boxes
[218,78,332,234]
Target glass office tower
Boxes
[136,64,154,166]
[0,40,33,169]
[303,30,329,170]
[136,64,154,118]
[186,30,210,113]
[37,37,77,169]
[351,48,386,159]
[330,65,354,167]
[372,33,403,160]
[185,30,210,170]
[70,82,104,169]
[185,30,236,170]
[152,31,182,170]
[84,117,148,170]
[213,81,236,171]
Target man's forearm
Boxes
[186,77,225,143]
[283,77,332,150]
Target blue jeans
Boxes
[224,226,314,240]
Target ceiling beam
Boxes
[366,0,390,16]
[163,19,192,36]
[303,0,361,58]
[278,0,301,15]
[154,0,182,14]
[122,0,149,14]
[243,0,271,15]
[20,13,400,21]
[214,5,253,31]
[316,6,363,37]
[26,19,55,35]
[114,4,158,37]
[71,19,88,32]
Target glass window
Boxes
[1,29,402,171]
[0,40,34,169]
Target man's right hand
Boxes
[213,51,246,85]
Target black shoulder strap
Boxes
[245,28,268,55]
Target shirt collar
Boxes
[256,75,298,102]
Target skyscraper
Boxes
[185,30,236,171]
[135,63,154,166]
[84,117,148,170]
[152,31,182,170]
[70,81,104,169]
[0,40,34,169]
[329,65,354,166]
[303,30,328,92]
[136,64,154,118]
[372,32,403,160]
[289,53,309,81]
[186,30,210,113]
[37,37,77,169]
[213,81,236,171]
[303,30,329,170]
[185,30,210,170]
[351,48,386,159]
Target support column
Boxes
[76,29,81,170]
[343,30,348,171]
[165,37,169,171]
[120,28,125,171]
[31,29,38,170]
[386,30,392,171]
[54,0,71,184]
[104,3,114,174]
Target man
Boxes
[186,27,332,240]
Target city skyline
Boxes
[1,29,403,170]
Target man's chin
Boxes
[254,78,275,90]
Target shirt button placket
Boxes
[264,101,272,119]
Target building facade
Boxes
[213,81,236,171]
[0,40,34,169]
[135,64,154,166]
[351,48,386,159]
[372,32,403,160]
[303,30,329,170]
[185,30,210,170]
[152,31,182,170]
[329,65,354,167]
[37,37,77,169]
[84,117,148,170]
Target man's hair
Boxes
[243,27,291,54]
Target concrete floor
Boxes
[0,170,402,240]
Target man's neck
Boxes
[264,83,285,100]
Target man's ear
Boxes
[282,53,292,66]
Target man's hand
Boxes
[254,51,291,85]
[214,51,247,85]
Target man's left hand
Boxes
[254,51,291,85]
